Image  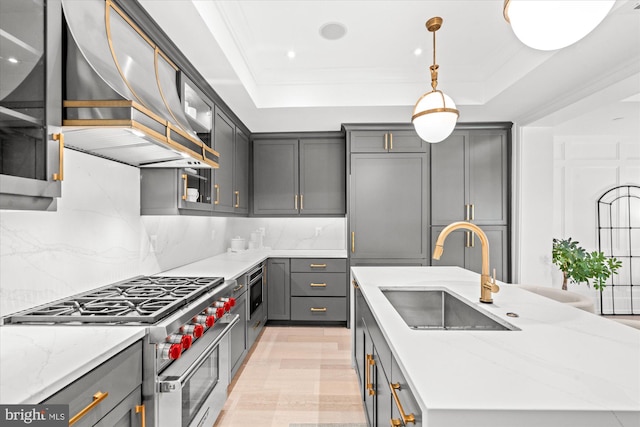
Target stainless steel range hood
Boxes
[61,0,219,168]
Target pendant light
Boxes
[412,17,459,144]
[503,0,615,51]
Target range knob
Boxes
[193,314,215,328]
[181,323,204,339]
[158,343,182,360]
[213,300,231,312]
[221,297,236,308]
[166,333,193,350]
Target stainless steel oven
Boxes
[157,314,237,427]
[248,264,264,319]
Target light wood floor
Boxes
[214,326,367,427]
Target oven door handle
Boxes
[158,314,239,391]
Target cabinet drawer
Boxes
[290,258,347,273]
[42,342,142,427]
[291,272,346,297]
[291,297,346,321]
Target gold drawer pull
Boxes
[390,382,416,425]
[310,307,327,312]
[366,354,375,396]
[52,133,64,181]
[181,174,188,200]
[214,184,220,205]
[234,190,240,208]
[309,263,327,268]
[310,283,327,287]
[253,320,261,329]
[233,284,244,292]
[69,391,109,426]
[135,404,146,427]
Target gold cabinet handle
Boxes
[465,231,470,248]
[253,320,261,329]
[310,307,327,312]
[135,404,146,427]
[391,419,402,427]
[309,263,327,268]
[352,279,359,289]
[233,284,244,292]
[181,174,188,200]
[390,132,393,150]
[294,194,298,209]
[471,203,475,221]
[366,354,376,396]
[52,133,64,181]
[310,283,327,287]
[384,133,388,150]
[351,231,355,253]
[214,184,220,205]
[234,190,240,208]
[390,383,416,425]
[69,391,109,426]
[465,204,470,221]
[300,194,304,210]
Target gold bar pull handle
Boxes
[390,132,393,150]
[52,133,64,181]
[135,404,146,427]
[384,133,388,150]
[309,263,327,268]
[69,391,109,426]
[351,231,355,253]
[294,194,298,209]
[465,204,469,221]
[214,184,220,205]
[470,231,475,248]
[310,307,327,312]
[390,383,416,425]
[253,320,262,330]
[471,203,475,221]
[300,194,304,210]
[181,174,188,200]
[234,191,240,208]
[465,231,471,248]
[310,283,327,287]
[366,354,376,396]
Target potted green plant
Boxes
[552,238,623,291]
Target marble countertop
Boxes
[0,249,346,405]
[0,325,146,404]
[351,266,640,427]
[159,249,347,280]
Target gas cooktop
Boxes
[4,276,225,325]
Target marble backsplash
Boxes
[1,149,346,317]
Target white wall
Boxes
[0,149,346,317]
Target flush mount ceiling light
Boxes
[319,22,347,41]
[503,0,615,51]
[411,17,459,144]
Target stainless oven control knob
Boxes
[205,306,226,319]
[181,323,204,339]
[166,333,193,350]
[158,343,182,360]
[193,314,215,328]
[213,300,230,311]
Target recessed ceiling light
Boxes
[287,50,296,59]
[319,22,347,41]
[8,57,19,64]
[414,48,423,56]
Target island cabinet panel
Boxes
[349,153,429,261]
[252,133,346,216]
[267,258,291,320]
[42,341,143,427]
[430,225,508,282]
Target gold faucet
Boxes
[433,221,500,303]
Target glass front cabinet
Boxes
[0,0,63,210]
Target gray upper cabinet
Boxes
[431,128,509,226]
[233,128,249,214]
[349,153,428,261]
[0,0,62,211]
[252,132,345,216]
[350,129,426,153]
[213,107,235,213]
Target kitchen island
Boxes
[351,266,640,427]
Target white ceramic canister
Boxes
[230,236,245,252]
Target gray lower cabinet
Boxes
[42,341,144,427]
[229,278,248,379]
[252,133,346,216]
[354,283,422,427]
[267,258,291,320]
[349,153,428,262]
[267,258,348,323]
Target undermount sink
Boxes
[382,288,519,331]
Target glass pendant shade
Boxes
[505,0,615,51]
[412,90,459,143]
